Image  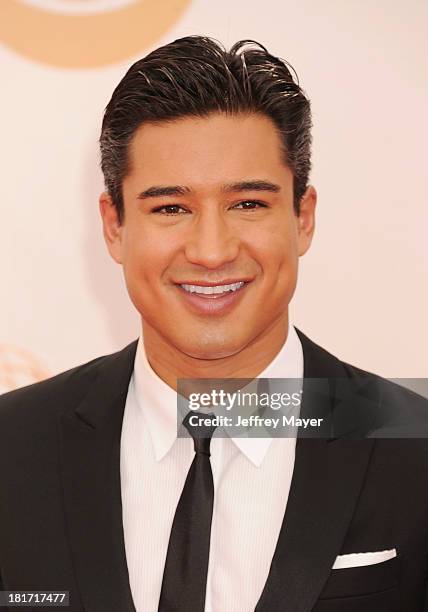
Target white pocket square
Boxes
[332,548,397,569]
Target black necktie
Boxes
[158,411,217,612]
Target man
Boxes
[0,36,427,612]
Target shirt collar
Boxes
[132,324,304,466]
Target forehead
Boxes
[126,112,291,189]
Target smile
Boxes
[175,280,251,315]
[180,281,245,295]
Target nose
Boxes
[184,208,240,269]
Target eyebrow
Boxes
[137,185,191,199]
[223,180,281,194]
[137,180,281,200]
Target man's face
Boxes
[100,112,315,359]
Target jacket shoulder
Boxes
[332,352,428,435]
[340,359,426,406]
[296,328,427,424]
[0,344,133,426]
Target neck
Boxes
[141,314,289,391]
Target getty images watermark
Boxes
[184,386,322,431]
[177,378,321,438]
[176,378,428,439]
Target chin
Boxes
[177,332,247,361]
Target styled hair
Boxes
[100,36,312,223]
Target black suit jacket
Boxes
[1,329,428,612]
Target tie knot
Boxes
[182,411,217,456]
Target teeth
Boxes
[181,282,245,295]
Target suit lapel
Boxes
[58,341,138,612]
[255,329,375,612]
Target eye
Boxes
[232,200,267,211]
[151,204,188,215]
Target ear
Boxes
[296,185,317,256]
[99,192,124,264]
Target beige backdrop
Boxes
[1,0,427,392]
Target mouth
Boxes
[174,279,252,314]
[180,280,246,296]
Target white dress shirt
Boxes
[120,325,304,612]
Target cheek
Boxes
[248,222,298,275]
[248,224,299,312]
[121,226,170,291]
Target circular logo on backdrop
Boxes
[0,0,191,68]
[0,345,50,393]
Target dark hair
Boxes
[100,36,312,223]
